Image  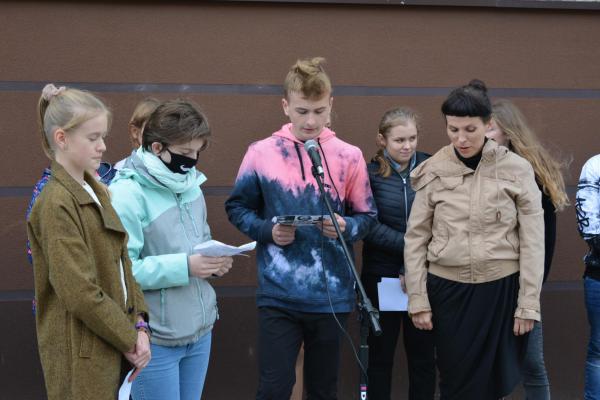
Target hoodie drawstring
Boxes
[294,142,306,181]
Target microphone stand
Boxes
[311,165,381,400]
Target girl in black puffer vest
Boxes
[361,107,435,400]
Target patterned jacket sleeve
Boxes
[576,155,600,240]
[26,169,51,265]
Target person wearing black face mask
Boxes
[110,100,233,400]
[159,148,199,174]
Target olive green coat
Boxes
[27,162,148,400]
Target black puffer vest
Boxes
[362,151,430,277]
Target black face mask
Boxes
[161,149,198,174]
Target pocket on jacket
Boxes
[439,176,463,190]
[482,176,519,224]
[428,221,449,257]
[198,279,218,328]
[78,323,95,358]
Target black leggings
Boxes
[362,274,437,400]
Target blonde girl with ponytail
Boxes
[361,107,436,400]
[487,99,569,400]
[27,84,150,400]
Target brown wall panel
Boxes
[0,288,586,399]
[1,92,285,186]
[0,198,34,291]
[1,3,599,88]
[205,195,259,287]
[0,302,46,400]
[551,203,587,282]
[5,92,600,187]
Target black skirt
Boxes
[427,272,528,400]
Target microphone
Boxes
[304,139,324,177]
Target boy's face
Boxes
[282,91,333,141]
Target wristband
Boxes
[135,320,150,332]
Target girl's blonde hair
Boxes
[373,107,420,178]
[283,57,331,100]
[492,99,569,210]
[129,97,160,128]
[37,84,111,159]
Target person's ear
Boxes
[282,98,290,117]
[376,133,386,148]
[53,128,68,151]
[150,142,164,156]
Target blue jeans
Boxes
[586,277,600,400]
[522,321,550,399]
[131,332,212,400]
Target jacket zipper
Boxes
[176,193,207,329]
[160,289,166,325]
[471,163,484,282]
[174,193,194,253]
[185,203,201,237]
[199,291,206,327]
[402,176,409,226]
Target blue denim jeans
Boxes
[131,332,212,400]
[586,277,600,400]
[522,321,550,399]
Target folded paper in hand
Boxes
[193,240,256,257]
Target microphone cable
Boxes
[318,194,368,382]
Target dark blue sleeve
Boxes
[364,221,405,258]
[342,211,376,243]
[26,170,51,265]
[225,172,275,244]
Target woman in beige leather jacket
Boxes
[404,80,544,400]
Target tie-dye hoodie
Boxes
[225,123,377,313]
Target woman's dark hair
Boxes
[441,79,492,123]
[142,99,211,152]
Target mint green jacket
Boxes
[110,153,217,346]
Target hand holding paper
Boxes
[188,254,233,278]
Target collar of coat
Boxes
[50,161,126,234]
[410,139,508,191]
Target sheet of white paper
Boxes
[193,240,256,257]
[118,369,134,400]
[377,277,408,311]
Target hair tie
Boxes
[41,84,66,101]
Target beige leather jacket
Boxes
[404,140,544,321]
